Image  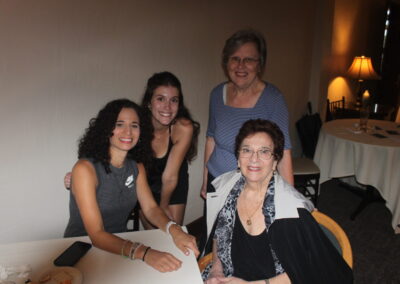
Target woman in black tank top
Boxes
[139,72,200,228]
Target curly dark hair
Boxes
[78,99,152,172]
[234,119,284,162]
[222,29,267,77]
[141,71,200,162]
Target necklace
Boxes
[242,189,265,226]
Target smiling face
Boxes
[238,132,277,185]
[109,107,140,156]
[149,85,179,127]
[227,42,261,90]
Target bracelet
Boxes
[165,220,177,236]
[128,242,137,260]
[265,279,270,284]
[130,243,144,260]
[142,246,151,262]
[121,239,130,258]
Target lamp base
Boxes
[355,93,362,110]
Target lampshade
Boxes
[347,56,380,81]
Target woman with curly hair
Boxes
[139,71,200,228]
[64,99,198,272]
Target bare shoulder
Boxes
[71,159,97,187]
[72,159,95,174]
[172,118,193,136]
[135,162,147,178]
[136,162,146,173]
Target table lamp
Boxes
[347,56,380,109]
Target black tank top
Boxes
[231,211,276,281]
[147,129,188,203]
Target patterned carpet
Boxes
[317,179,400,284]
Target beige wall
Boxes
[326,0,387,109]
[0,0,322,243]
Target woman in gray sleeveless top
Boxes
[64,99,198,272]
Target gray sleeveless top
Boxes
[64,158,138,237]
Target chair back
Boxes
[198,252,213,272]
[296,102,322,159]
[312,211,353,268]
[326,96,345,121]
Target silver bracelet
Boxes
[129,242,143,260]
[165,220,177,236]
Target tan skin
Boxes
[205,132,291,283]
[140,86,193,229]
[71,108,198,273]
[201,42,293,199]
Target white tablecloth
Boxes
[0,229,203,284]
[314,119,400,231]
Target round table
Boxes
[314,119,400,232]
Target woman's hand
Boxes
[200,183,207,199]
[205,277,222,284]
[205,272,225,284]
[170,225,199,257]
[64,172,72,189]
[217,277,248,283]
[143,248,182,272]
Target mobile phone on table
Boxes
[53,241,92,266]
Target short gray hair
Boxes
[222,29,267,76]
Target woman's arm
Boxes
[137,163,199,257]
[159,118,193,217]
[204,240,225,283]
[201,136,216,199]
[72,160,125,254]
[277,149,293,186]
[72,160,182,272]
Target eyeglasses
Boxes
[228,56,259,67]
[239,147,274,160]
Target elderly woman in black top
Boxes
[203,119,352,283]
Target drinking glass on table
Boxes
[359,107,369,132]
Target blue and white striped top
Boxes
[206,82,291,177]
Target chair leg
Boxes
[126,204,140,231]
[294,175,319,207]
[313,177,319,207]
[133,204,140,231]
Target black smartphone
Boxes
[386,130,399,135]
[371,133,387,139]
[54,241,92,266]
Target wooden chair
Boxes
[312,211,353,268]
[326,96,345,121]
[198,252,213,272]
[198,211,353,272]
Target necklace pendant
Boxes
[246,219,252,226]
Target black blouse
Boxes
[231,211,277,281]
